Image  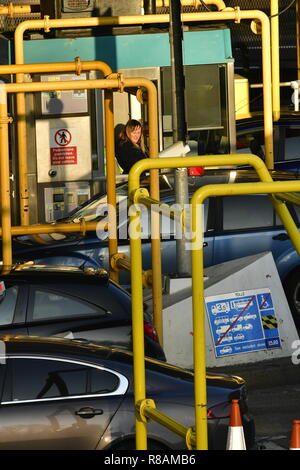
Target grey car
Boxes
[0,335,256,450]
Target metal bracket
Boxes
[79,218,87,237]
[43,15,51,33]
[132,187,150,205]
[234,6,241,24]
[117,73,125,93]
[74,57,82,76]
[185,427,195,450]
[137,398,156,423]
[0,117,13,124]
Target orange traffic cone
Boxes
[290,420,300,450]
[226,399,246,450]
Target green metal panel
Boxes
[23,29,233,69]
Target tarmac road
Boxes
[210,356,300,450]
[248,383,300,450]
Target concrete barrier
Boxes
[160,252,299,369]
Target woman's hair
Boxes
[119,119,146,152]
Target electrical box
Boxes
[40,0,141,19]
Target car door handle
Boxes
[75,407,103,419]
[272,233,289,241]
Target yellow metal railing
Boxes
[12,6,275,230]
[128,154,300,450]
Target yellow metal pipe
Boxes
[0,85,12,266]
[16,92,28,225]
[129,203,148,450]
[5,221,106,237]
[104,88,119,283]
[2,76,157,261]
[190,179,300,450]
[146,80,163,345]
[153,0,228,11]
[5,60,112,226]
[129,154,300,450]
[276,192,300,206]
[0,4,31,16]
[190,198,208,450]
[271,0,280,121]
[129,153,300,251]
[0,60,113,77]
[138,398,196,449]
[14,9,274,172]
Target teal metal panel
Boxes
[23,29,233,69]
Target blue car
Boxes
[11,170,300,327]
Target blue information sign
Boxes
[205,288,281,357]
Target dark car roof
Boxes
[236,111,300,131]
[0,264,110,284]
[0,335,245,389]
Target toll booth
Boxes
[8,25,235,224]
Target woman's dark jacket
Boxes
[116,140,148,174]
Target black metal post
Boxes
[169,0,190,275]
[169,0,187,142]
[144,0,156,14]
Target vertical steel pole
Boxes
[169,0,191,275]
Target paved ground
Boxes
[208,356,300,450]
[248,383,300,450]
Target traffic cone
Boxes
[226,399,246,450]
[290,420,300,450]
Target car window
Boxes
[3,358,120,402]
[90,368,119,393]
[284,127,300,160]
[223,195,274,230]
[0,285,19,326]
[31,289,102,321]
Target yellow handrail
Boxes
[128,154,300,450]
[13,8,275,227]
[0,75,162,344]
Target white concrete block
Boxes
[161,252,299,368]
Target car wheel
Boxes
[284,270,300,327]
[111,439,169,450]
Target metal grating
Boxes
[0,1,41,32]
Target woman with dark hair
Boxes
[115,119,149,174]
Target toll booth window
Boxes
[223,195,274,230]
[0,285,18,326]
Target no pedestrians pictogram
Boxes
[55,129,72,147]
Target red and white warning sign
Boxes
[50,128,77,166]
[36,116,92,183]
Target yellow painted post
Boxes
[104,89,119,283]
[129,202,148,450]
[0,84,12,265]
[191,195,208,450]
[271,0,280,121]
